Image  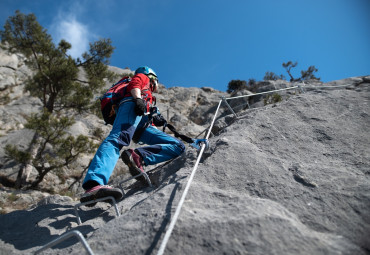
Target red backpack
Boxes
[100,76,131,125]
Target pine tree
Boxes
[1,11,115,188]
[282,61,320,82]
[301,65,320,81]
[282,61,298,81]
[5,111,98,187]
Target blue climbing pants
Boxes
[82,100,185,189]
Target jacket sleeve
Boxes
[127,73,150,92]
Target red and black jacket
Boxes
[125,73,154,110]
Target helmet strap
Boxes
[150,79,158,92]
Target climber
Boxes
[80,66,204,204]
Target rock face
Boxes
[0,76,369,254]
[0,47,369,254]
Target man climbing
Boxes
[80,66,186,204]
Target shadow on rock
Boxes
[144,174,181,255]
[0,204,96,251]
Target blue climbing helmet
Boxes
[135,66,158,91]
[135,66,157,79]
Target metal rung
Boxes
[74,196,120,225]
[222,96,238,118]
[119,171,153,194]
[34,230,94,255]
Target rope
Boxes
[304,84,358,89]
[225,86,299,100]
[224,82,361,101]
[156,100,222,255]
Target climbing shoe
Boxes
[80,185,123,207]
[121,149,146,182]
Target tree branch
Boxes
[0,65,17,71]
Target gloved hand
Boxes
[152,115,167,127]
[134,98,146,116]
[190,139,209,151]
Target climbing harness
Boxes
[132,106,207,150]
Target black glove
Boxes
[134,98,146,116]
[152,115,167,127]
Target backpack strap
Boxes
[118,97,134,107]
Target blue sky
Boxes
[1,0,369,91]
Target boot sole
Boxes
[80,187,123,206]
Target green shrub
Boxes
[264,93,283,105]
[227,80,247,93]
[8,193,19,202]
[264,72,286,81]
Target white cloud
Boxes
[57,18,89,58]
[50,9,94,58]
